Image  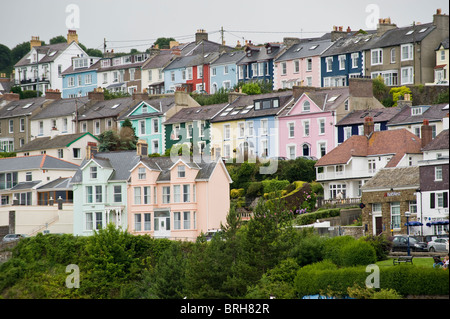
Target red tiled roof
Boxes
[315,129,422,167]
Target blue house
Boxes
[335,107,402,144]
[62,57,100,98]
[320,32,376,87]
[236,43,284,89]
[210,51,245,93]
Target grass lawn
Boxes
[376,257,436,268]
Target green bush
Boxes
[261,179,290,194]
[322,236,355,266]
[295,208,341,226]
[230,188,245,199]
[246,182,263,198]
[294,262,449,298]
[340,241,377,267]
[361,235,392,261]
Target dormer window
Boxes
[411,107,423,116]
[266,46,272,54]
[254,98,280,110]
[178,165,185,178]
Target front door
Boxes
[375,217,383,235]
[154,211,170,238]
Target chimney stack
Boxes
[88,88,105,101]
[132,91,149,101]
[67,30,79,44]
[195,29,208,44]
[376,18,397,36]
[86,142,98,159]
[136,139,148,156]
[364,116,375,137]
[30,36,41,50]
[421,119,433,148]
[45,89,61,100]
[331,26,348,41]
[3,92,20,101]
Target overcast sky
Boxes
[1,0,449,52]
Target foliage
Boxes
[103,88,131,100]
[434,88,449,104]
[230,188,245,199]
[261,179,290,195]
[191,87,229,106]
[360,235,392,261]
[0,152,16,158]
[389,86,412,107]
[295,208,341,226]
[153,37,176,50]
[246,181,263,198]
[339,240,377,267]
[241,82,261,95]
[347,283,402,299]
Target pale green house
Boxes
[118,96,175,155]
[71,150,141,236]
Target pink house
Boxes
[278,78,385,160]
[127,156,232,241]
[274,39,332,90]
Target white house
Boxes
[315,118,423,202]
[14,30,87,94]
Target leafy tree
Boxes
[390,86,412,107]
[49,35,67,44]
[98,130,121,152]
[154,37,176,49]
[241,82,261,95]
[0,44,12,75]
[119,118,138,150]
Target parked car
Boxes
[2,234,28,242]
[427,238,449,252]
[391,235,427,252]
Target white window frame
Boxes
[326,57,333,72]
[288,122,295,138]
[351,53,359,68]
[401,44,413,61]
[302,120,310,137]
[371,49,383,65]
[338,55,346,70]
[401,66,414,85]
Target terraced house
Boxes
[364,10,449,86]
[71,149,141,236]
[128,155,232,241]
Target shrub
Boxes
[340,241,377,267]
[361,235,392,261]
[246,182,263,198]
[295,208,341,226]
[230,188,245,199]
[261,179,290,194]
[322,236,355,266]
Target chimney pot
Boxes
[421,119,433,148]
[364,116,375,137]
[437,8,442,15]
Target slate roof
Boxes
[210,50,246,66]
[362,166,419,190]
[71,150,140,183]
[10,180,42,191]
[437,37,449,50]
[0,154,79,173]
[164,103,228,125]
[362,23,436,50]
[387,104,449,126]
[0,97,49,119]
[322,33,376,57]
[139,156,225,182]
[118,96,176,120]
[15,132,97,152]
[336,107,402,126]
[315,129,422,168]
[175,39,233,56]
[142,51,177,70]
[210,91,294,123]
[422,129,449,151]
[77,97,138,121]
[276,39,332,61]
[61,59,101,75]
[278,87,349,117]
[14,43,71,67]
[164,52,220,70]
[237,43,285,64]
[31,96,89,120]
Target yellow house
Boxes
[434,37,449,83]
[210,119,241,160]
